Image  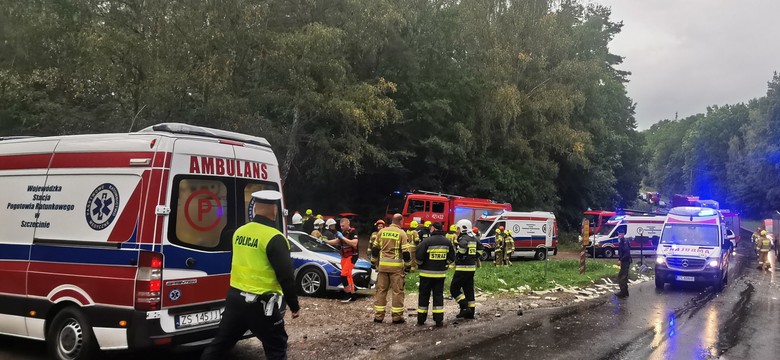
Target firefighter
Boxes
[757,230,773,271]
[450,219,483,319]
[418,221,432,242]
[311,218,324,239]
[407,221,420,271]
[371,214,411,324]
[493,227,505,266]
[369,220,386,263]
[291,211,303,231]
[446,224,458,245]
[416,222,456,327]
[472,227,483,269]
[503,228,515,266]
[302,209,315,235]
[752,227,763,256]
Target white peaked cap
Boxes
[251,190,283,202]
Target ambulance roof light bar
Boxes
[140,123,271,148]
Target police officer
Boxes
[416,222,455,327]
[407,221,420,271]
[372,214,411,324]
[614,231,631,298]
[503,228,515,266]
[494,227,505,266]
[450,219,483,319]
[201,190,299,360]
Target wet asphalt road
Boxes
[438,234,780,360]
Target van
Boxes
[586,215,665,258]
[654,207,732,291]
[0,123,284,359]
[474,211,558,261]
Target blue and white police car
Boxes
[287,231,374,297]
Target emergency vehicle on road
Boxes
[474,211,558,261]
[654,207,731,291]
[586,215,665,258]
[385,190,511,231]
[0,123,285,359]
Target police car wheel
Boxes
[47,307,99,360]
[602,248,614,259]
[534,250,547,261]
[297,267,326,297]
[480,250,491,262]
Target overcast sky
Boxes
[590,0,780,129]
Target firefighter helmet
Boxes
[761,230,768,235]
[410,221,419,229]
[325,218,337,227]
[291,212,303,225]
[450,224,457,232]
[306,209,313,215]
[456,219,472,234]
[424,221,432,228]
[374,219,386,226]
[314,218,324,226]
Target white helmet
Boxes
[314,218,324,226]
[325,218,337,227]
[291,212,303,225]
[456,219,472,234]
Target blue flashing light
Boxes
[483,211,489,216]
[613,215,625,221]
[698,209,716,216]
[393,190,401,195]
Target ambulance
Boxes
[474,211,558,261]
[654,207,731,291]
[586,215,665,258]
[0,123,285,359]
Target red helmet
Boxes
[499,226,505,231]
[374,219,386,226]
[472,227,479,233]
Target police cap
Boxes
[251,190,283,204]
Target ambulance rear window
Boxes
[171,178,230,250]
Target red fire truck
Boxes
[385,190,512,230]
[583,209,616,235]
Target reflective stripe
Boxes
[419,269,447,278]
[380,258,403,267]
[455,294,465,302]
[432,309,444,314]
[417,309,428,313]
[455,265,477,271]
[428,245,450,251]
[468,302,476,308]
[391,307,405,313]
[374,306,386,311]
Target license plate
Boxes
[175,309,222,329]
[676,275,695,282]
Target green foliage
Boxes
[643,73,780,217]
[1,0,641,227]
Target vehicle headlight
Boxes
[656,256,666,265]
[708,260,718,268]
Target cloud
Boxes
[591,0,780,129]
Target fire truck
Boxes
[385,190,511,230]
[583,209,616,235]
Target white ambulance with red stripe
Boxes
[0,124,285,359]
[474,211,558,261]
[654,207,732,291]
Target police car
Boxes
[286,231,373,297]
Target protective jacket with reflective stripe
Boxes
[454,233,483,270]
[416,231,455,278]
[372,224,410,273]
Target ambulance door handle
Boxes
[186,257,197,268]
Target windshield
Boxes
[295,233,338,253]
[475,220,494,235]
[597,223,617,236]
[660,224,719,246]
[386,193,405,214]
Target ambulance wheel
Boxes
[534,249,547,261]
[297,267,326,297]
[602,248,615,259]
[47,307,99,360]
[654,276,664,290]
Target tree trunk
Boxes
[280,107,301,184]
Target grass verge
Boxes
[403,259,620,293]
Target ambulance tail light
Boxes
[135,251,163,311]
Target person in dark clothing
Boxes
[615,232,632,298]
[415,222,456,327]
[450,219,483,319]
[201,190,299,360]
[301,213,315,235]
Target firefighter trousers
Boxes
[374,271,405,322]
[450,270,475,314]
[418,276,445,324]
